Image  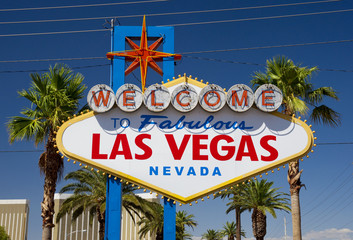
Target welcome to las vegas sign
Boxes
[56,76,314,204]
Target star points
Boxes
[107,16,181,91]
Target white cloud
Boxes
[303,228,353,240]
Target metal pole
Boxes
[105,19,123,240]
[164,198,176,240]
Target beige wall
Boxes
[53,193,158,240]
[0,199,29,240]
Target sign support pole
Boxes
[106,20,177,240]
[105,19,123,240]
[164,198,176,239]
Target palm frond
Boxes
[311,105,341,127]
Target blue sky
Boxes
[0,0,352,239]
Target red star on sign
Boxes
[107,16,182,91]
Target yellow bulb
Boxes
[195,201,198,204]
[189,203,192,206]
[179,203,182,206]
[73,161,76,164]
[207,196,210,199]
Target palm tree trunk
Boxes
[235,207,241,240]
[97,208,105,240]
[41,131,62,240]
[251,209,266,240]
[288,160,303,240]
[156,230,163,240]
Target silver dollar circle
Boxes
[199,84,226,112]
[144,84,170,112]
[254,84,283,112]
[87,84,116,113]
[116,84,143,112]
[171,84,198,112]
[226,84,254,112]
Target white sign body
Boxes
[57,79,313,203]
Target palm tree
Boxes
[7,64,86,240]
[0,225,10,240]
[57,168,151,240]
[251,56,340,240]
[138,202,164,240]
[138,206,197,240]
[176,210,197,240]
[201,229,223,240]
[241,179,290,240]
[220,221,245,240]
[214,184,247,240]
